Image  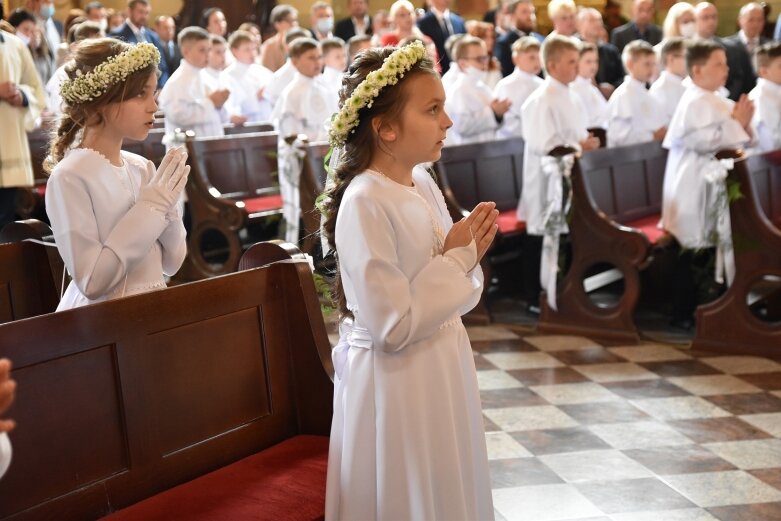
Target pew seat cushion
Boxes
[106,435,329,521]
[497,210,526,234]
[242,194,284,215]
[624,214,665,244]
[34,184,46,198]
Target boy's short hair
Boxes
[127,0,149,9]
[288,37,319,59]
[621,39,655,68]
[541,34,580,69]
[72,21,102,43]
[660,37,685,65]
[209,34,227,46]
[270,5,297,25]
[178,26,210,48]
[228,30,254,49]
[548,0,576,19]
[579,41,597,56]
[285,27,310,45]
[444,33,466,60]
[453,35,486,61]
[238,22,260,34]
[685,39,724,77]
[321,37,346,56]
[347,34,372,55]
[511,35,540,56]
[755,41,781,71]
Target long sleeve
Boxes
[0,433,10,479]
[14,38,46,131]
[157,210,187,276]
[674,98,750,154]
[338,193,480,353]
[159,75,217,129]
[46,172,170,300]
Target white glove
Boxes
[139,147,190,213]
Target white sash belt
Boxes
[278,137,306,244]
[540,154,575,311]
[703,157,736,286]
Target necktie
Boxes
[137,28,146,43]
[440,15,454,37]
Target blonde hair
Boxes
[548,0,576,20]
[511,35,540,56]
[45,38,158,173]
[621,39,655,68]
[662,2,695,39]
[452,35,486,61]
[389,0,415,17]
[541,34,579,70]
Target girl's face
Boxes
[104,73,158,141]
[578,50,599,79]
[208,11,228,36]
[382,73,452,166]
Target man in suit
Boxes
[724,2,770,68]
[695,1,755,100]
[494,0,543,77]
[417,0,466,73]
[577,7,625,94]
[109,0,169,86]
[154,15,180,75]
[610,0,662,53]
[309,1,335,41]
[334,0,372,42]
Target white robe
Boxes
[441,62,461,92]
[158,60,224,143]
[45,62,68,114]
[0,31,46,188]
[221,61,274,123]
[46,149,187,310]
[445,70,498,145]
[749,78,781,153]
[571,75,608,129]
[607,76,667,147]
[0,432,10,479]
[519,76,589,234]
[326,166,493,521]
[494,67,543,139]
[650,70,686,126]
[318,65,343,110]
[484,68,503,90]
[273,72,336,142]
[661,85,752,248]
[201,67,230,125]
[264,59,296,107]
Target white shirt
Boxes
[493,67,543,138]
[739,29,760,56]
[519,77,589,234]
[441,62,462,92]
[571,75,608,129]
[661,85,752,247]
[272,72,336,142]
[749,78,781,153]
[159,60,224,142]
[0,433,10,479]
[318,66,343,111]
[45,63,68,114]
[444,68,498,145]
[221,60,274,123]
[607,76,667,147]
[264,59,296,106]
[650,70,686,125]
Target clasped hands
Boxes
[139,146,190,214]
[444,202,499,269]
[0,81,24,107]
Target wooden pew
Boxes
[0,250,333,520]
[537,141,668,343]
[121,128,166,164]
[181,131,282,279]
[19,119,55,221]
[435,138,526,323]
[299,141,330,258]
[692,150,781,356]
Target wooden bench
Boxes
[692,150,781,356]
[181,131,282,279]
[0,246,333,520]
[298,141,330,258]
[435,138,526,323]
[19,119,55,221]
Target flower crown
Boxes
[60,43,160,105]
[327,41,427,148]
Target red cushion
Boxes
[34,184,46,198]
[496,210,526,234]
[241,194,283,214]
[624,214,665,244]
[105,435,328,521]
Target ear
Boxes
[372,116,397,142]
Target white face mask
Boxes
[316,17,334,34]
[679,21,696,38]
[16,32,31,46]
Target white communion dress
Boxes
[46,148,187,310]
[325,166,494,521]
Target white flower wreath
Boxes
[327,41,427,148]
[60,42,161,105]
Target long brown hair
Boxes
[44,38,158,173]
[321,46,437,317]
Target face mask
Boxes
[679,21,696,38]
[316,17,334,34]
[16,32,31,45]
[40,4,55,19]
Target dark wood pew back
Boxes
[121,128,167,164]
[0,259,333,520]
[223,122,274,135]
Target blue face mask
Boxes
[40,4,55,19]
[316,17,334,34]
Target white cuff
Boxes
[443,239,477,274]
[0,432,12,479]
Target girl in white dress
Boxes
[322,42,498,521]
[44,39,189,311]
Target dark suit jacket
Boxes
[334,16,372,42]
[158,38,181,75]
[720,34,763,100]
[597,42,625,88]
[610,21,662,52]
[494,29,544,77]
[416,10,466,73]
[109,22,170,87]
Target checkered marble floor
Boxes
[467,325,781,521]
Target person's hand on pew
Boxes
[230,115,248,125]
[580,133,601,152]
[208,88,231,109]
[653,126,667,141]
[0,359,16,433]
[444,202,499,270]
[731,94,755,133]
[256,86,266,101]
[141,147,190,214]
[490,98,512,119]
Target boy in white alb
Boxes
[607,40,667,147]
[749,42,781,152]
[445,36,511,145]
[203,34,227,83]
[494,36,543,139]
[650,37,687,126]
[318,37,346,110]
[221,30,274,123]
[662,39,754,327]
[570,41,608,131]
[519,35,600,313]
[265,28,310,106]
[158,27,228,144]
